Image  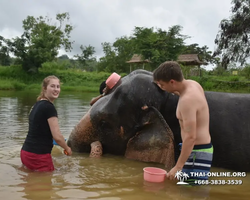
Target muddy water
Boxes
[0,90,249,200]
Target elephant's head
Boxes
[67,70,179,170]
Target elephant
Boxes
[67,69,250,172]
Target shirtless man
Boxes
[153,61,213,183]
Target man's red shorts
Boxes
[20,150,54,172]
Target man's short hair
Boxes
[99,81,106,94]
[153,61,184,82]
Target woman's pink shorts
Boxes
[20,150,54,172]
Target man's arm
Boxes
[166,98,197,179]
[90,94,104,106]
[176,99,197,167]
[90,86,111,106]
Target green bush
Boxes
[213,66,225,76]
[40,61,68,73]
[0,79,14,90]
[242,65,250,79]
[203,81,215,91]
[229,76,239,82]
[0,65,249,93]
[190,76,209,87]
[13,81,26,90]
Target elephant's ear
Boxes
[125,106,175,171]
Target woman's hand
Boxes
[48,117,72,155]
[64,147,72,156]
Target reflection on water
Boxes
[0,90,250,200]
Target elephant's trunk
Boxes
[67,109,98,152]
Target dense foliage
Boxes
[97,26,215,73]
[2,3,250,74]
[214,0,250,69]
[1,5,250,94]
[0,65,114,91]
[0,13,74,72]
[0,64,249,93]
[0,12,215,73]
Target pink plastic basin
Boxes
[106,72,121,89]
[143,167,167,183]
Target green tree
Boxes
[130,26,187,68]
[98,25,189,73]
[74,45,96,71]
[3,12,74,72]
[97,42,117,72]
[0,36,11,66]
[159,25,187,62]
[113,36,135,73]
[214,0,250,69]
[131,27,155,61]
[182,44,217,65]
[58,54,69,60]
[242,64,250,79]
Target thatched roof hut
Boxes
[177,54,206,76]
[177,54,205,65]
[126,54,151,72]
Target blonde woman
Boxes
[21,75,72,171]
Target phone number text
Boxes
[194,179,243,185]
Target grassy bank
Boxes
[1,65,250,93]
[191,76,250,93]
[0,65,122,92]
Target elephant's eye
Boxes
[100,120,112,131]
[100,120,106,127]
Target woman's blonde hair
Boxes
[37,75,60,101]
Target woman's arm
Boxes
[48,117,72,155]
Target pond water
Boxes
[0,90,249,200]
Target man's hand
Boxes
[166,166,182,181]
[103,86,111,95]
